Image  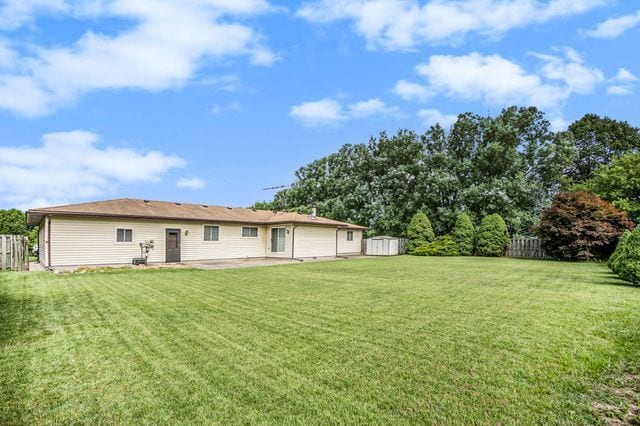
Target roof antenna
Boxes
[262,184,290,213]
[262,184,289,191]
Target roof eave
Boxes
[26,210,368,229]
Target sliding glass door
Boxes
[270,228,286,253]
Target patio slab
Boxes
[184,255,365,270]
[47,255,366,273]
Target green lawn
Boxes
[2,257,640,424]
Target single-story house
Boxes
[27,198,366,268]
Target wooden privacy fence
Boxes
[505,237,549,259]
[397,238,407,254]
[0,235,30,271]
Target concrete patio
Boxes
[41,255,366,273]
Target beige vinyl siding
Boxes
[337,229,363,255]
[49,217,267,266]
[292,225,337,258]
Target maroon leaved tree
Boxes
[535,191,634,260]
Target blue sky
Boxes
[0,0,638,210]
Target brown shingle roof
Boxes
[26,198,367,229]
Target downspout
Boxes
[47,215,51,268]
[291,224,302,261]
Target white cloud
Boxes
[348,98,399,117]
[290,98,346,126]
[228,101,243,112]
[407,50,603,109]
[298,0,606,50]
[0,0,67,30]
[607,85,633,96]
[549,116,570,131]
[0,0,274,116]
[198,74,241,92]
[615,68,639,82]
[394,79,432,102]
[0,130,185,209]
[290,97,398,126]
[176,177,206,190]
[532,48,603,94]
[0,38,16,67]
[209,101,244,115]
[606,68,638,96]
[585,10,640,39]
[418,108,457,128]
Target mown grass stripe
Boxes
[98,274,381,422]
[2,258,640,423]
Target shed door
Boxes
[166,229,181,262]
[372,239,383,255]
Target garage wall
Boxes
[293,225,337,258]
[337,229,363,255]
[49,217,267,266]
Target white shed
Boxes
[366,236,400,256]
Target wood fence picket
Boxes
[505,237,549,259]
[0,235,29,271]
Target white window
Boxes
[242,227,258,238]
[204,225,219,241]
[347,230,354,241]
[116,228,133,243]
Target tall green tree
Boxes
[259,106,579,237]
[0,209,29,235]
[567,114,640,183]
[0,209,38,250]
[579,152,640,223]
[368,130,426,236]
[406,212,435,253]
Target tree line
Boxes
[0,209,38,249]
[255,106,640,237]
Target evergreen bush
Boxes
[412,235,459,256]
[609,227,640,284]
[452,213,475,256]
[406,212,435,253]
[476,214,510,257]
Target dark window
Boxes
[117,228,133,243]
[167,232,179,249]
[347,231,354,241]
[204,225,219,241]
[242,227,258,238]
[271,227,286,252]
